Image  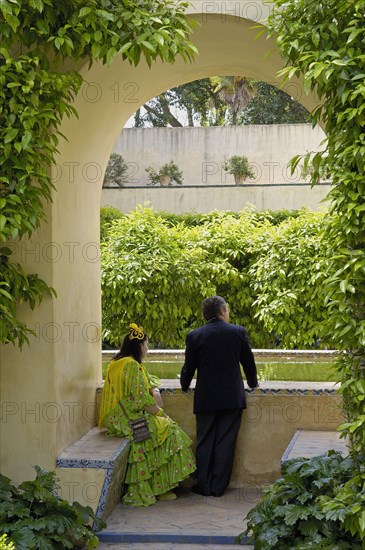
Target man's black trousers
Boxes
[194,408,242,496]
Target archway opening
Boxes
[1,11,321,483]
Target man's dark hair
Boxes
[202,296,227,321]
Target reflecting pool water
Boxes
[102,358,338,382]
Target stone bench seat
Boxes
[56,427,130,521]
[281,429,348,463]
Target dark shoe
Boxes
[191,486,211,497]
[211,491,225,497]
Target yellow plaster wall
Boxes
[161,389,343,485]
[57,468,106,512]
[0,203,58,479]
[1,8,320,484]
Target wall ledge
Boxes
[96,379,340,396]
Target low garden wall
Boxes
[111,125,326,187]
[159,380,343,486]
[98,350,343,487]
[101,183,331,214]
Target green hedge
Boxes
[101,205,336,349]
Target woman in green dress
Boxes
[99,323,196,506]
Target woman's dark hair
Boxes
[202,295,227,321]
[114,332,148,364]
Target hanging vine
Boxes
[0,0,197,346]
[261,0,365,541]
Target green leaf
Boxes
[119,41,132,54]
[79,6,92,17]
[312,63,325,79]
[95,9,114,21]
[0,287,14,300]
[29,0,44,12]
[106,47,117,64]
[22,130,32,148]
[94,30,102,42]
[311,31,320,47]
[3,12,20,32]
[141,40,155,53]
[154,32,164,47]
[4,128,18,143]
[9,527,36,550]
[91,43,101,57]
[328,23,338,36]
[346,28,363,44]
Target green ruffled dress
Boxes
[99,356,196,506]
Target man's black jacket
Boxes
[180,318,258,414]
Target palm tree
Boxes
[211,76,256,124]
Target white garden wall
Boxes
[102,124,329,213]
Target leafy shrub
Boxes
[250,212,333,348]
[156,209,302,227]
[101,205,334,349]
[101,206,219,346]
[241,451,365,548]
[0,466,105,550]
[100,206,125,242]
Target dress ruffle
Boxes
[123,419,196,506]
[100,357,196,507]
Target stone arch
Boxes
[0,9,319,482]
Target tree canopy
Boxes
[238,81,309,125]
[133,77,309,127]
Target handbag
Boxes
[127,415,152,443]
[109,377,152,443]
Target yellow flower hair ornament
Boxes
[129,323,145,341]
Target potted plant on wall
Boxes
[223,155,255,185]
[103,153,128,187]
[145,160,183,186]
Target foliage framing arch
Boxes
[266,0,365,540]
[0,0,197,346]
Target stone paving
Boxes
[97,486,261,548]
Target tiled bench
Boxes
[281,429,348,463]
[56,427,130,521]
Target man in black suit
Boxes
[180,295,258,497]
